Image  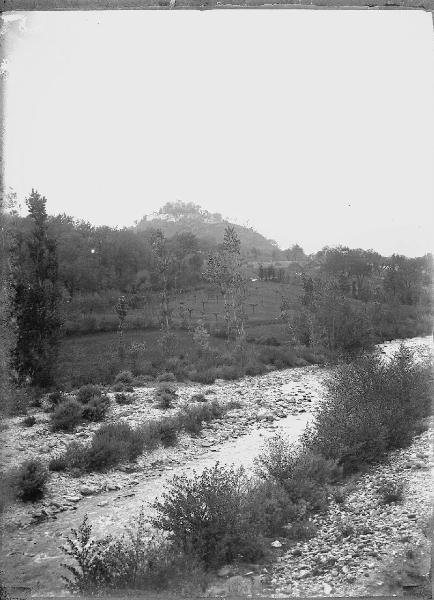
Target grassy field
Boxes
[63,280,302,336]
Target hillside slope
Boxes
[135,201,279,258]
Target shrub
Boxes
[82,395,110,422]
[13,459,49,502]
[61,442,89,472]
[244,478,301,537]
[151,463,264,569]
[86,422,146,471]
[226,399,243,410]
[191,393,206,402]
[60,512,209,595]
[112,382,125,392]
[132,374,153,386]
[245,362,267,377]
[47,390,64,407]
[22,415,36,427]
[256,435,341,513]
[155,383,177,410]
[156,372,176,383]
[259,347,298,369]
[188,369,217,384]
[158,418,179,447]
[49,454,68,472]
[301,347,432,474]
[208,399,225,419]
[376,477,405,504]
[136,421,161,451]
[76,384,102,404]
[215,365,240,381]
[114,370,133,385]
[51,399,83,432]
[114,392,134,405]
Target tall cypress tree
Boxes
[11,190,61,388]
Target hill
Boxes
[135,201,279,258]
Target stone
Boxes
[80,485,98,496]
[271,540,283,548]
[97,500,109,507]
[65,495,81,503]
[323,583,333,595]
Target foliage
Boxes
[60,512,209,595]
[158,418,179,447]
[114,392,134,405]
[12,459,49,501]
[376,477,405,504]
[151,463,264,569]
[155,383,177,409]
[301,345,432,473]
[81,394,110,422]
[22,415,36,427]
[86,422,146,471]
[76,384,102,404]
[114,370,133,385]
[11,190,62,387]
[51,398,83,432]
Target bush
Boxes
[245,362,267,377]
[156,372,176,383]
[76,384,102,404]
[60,513,209,595]
[114,370,133,385]
[13,459,49,501]
[86,422,146,471]
[51,399,83,432]
[60,441,90,472]
[226,399,243,410]
[114,392,134,405]
[155,383,177,410]
[214,365,240,381]
[259,347,298,369]
[158,418,179,447]
[49,454,68,472]
[22,415,36,427]
[112,382,125,392]
[47,390,65,407]
[82,394,110,422]
[151,463,264,569]
[301,346,432,474]
[188,369,217,384]
[191,393,206,402]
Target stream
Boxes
[1,335,432,597]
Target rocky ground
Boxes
[1,365,324,532]
[206,420,434,598]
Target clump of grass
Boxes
[376,477,405,505]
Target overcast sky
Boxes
[2,10,434,256]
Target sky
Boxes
[2,10,434,256]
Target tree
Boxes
[205,226,249,340]
[11,190,62,387]
[150,229,173,332]
[0,190,16,411]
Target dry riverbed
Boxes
[1,336,432,597]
